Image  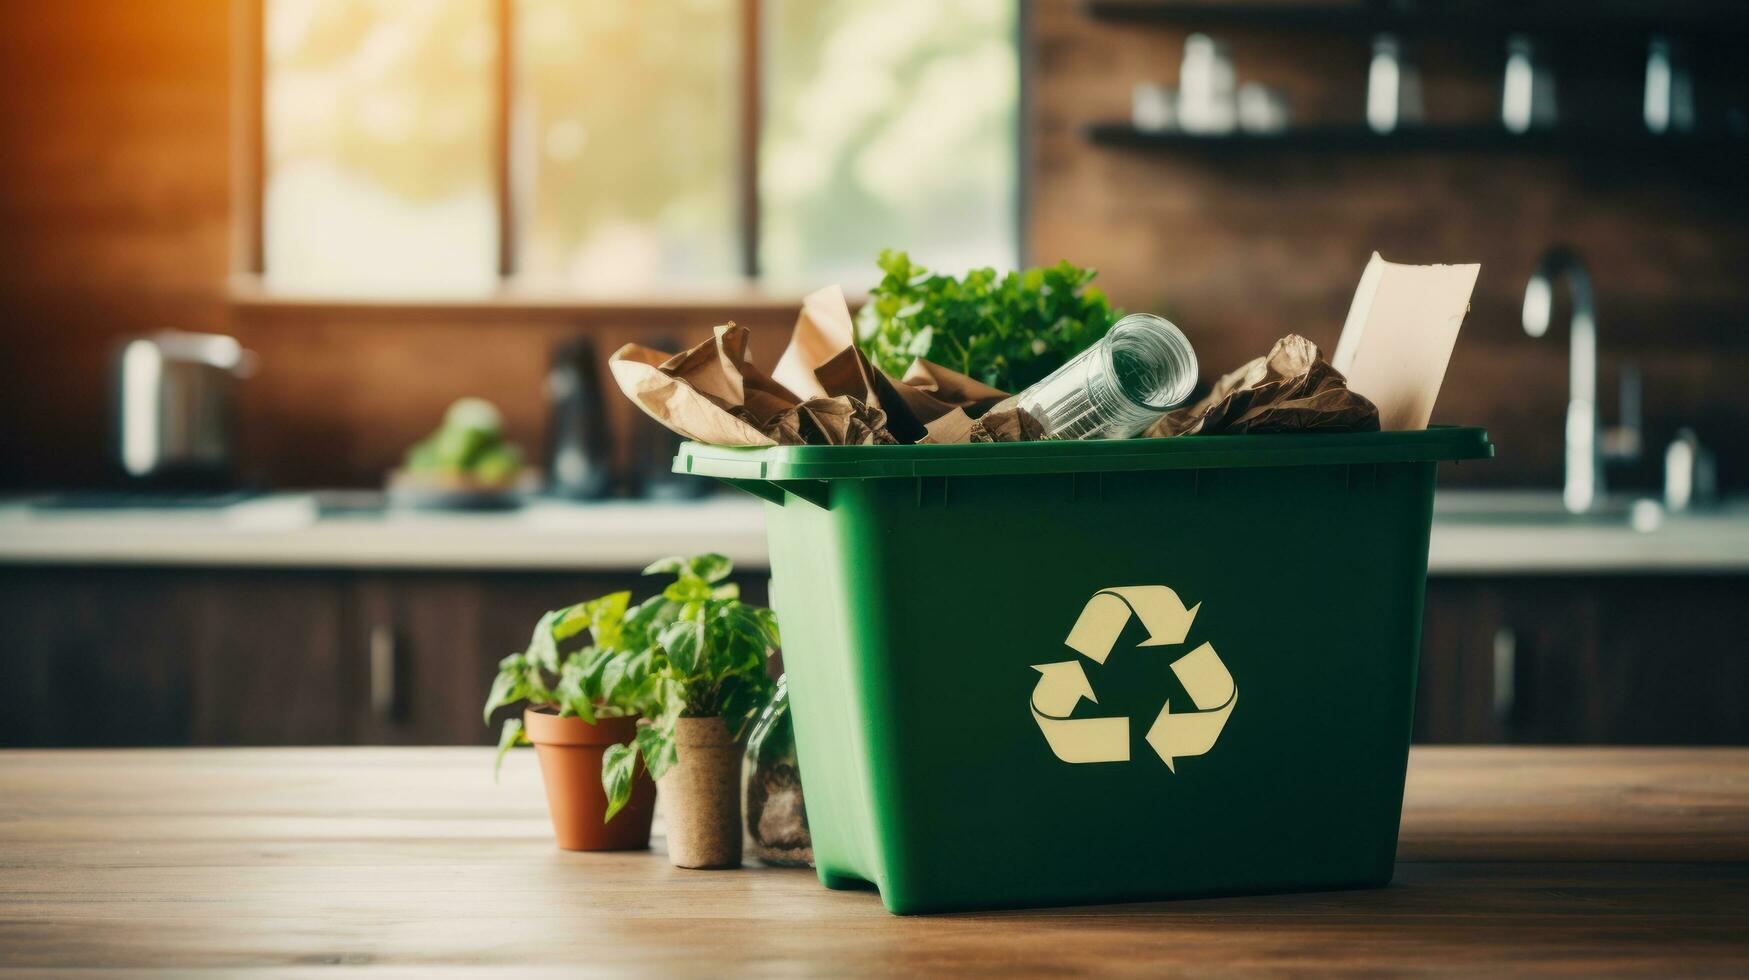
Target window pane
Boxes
[513,0,741,291]
[264,0,497,296]
[761,0,1018,287]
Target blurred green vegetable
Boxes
[404,397,523,482]
[856,250,1124,393]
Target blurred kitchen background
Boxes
[1,0,1745,748]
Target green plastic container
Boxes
[678,428,1492,914]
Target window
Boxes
[264,0,499,296]
[761,0,1019,287]
[513,0,742,290]
[254,0,1019,298]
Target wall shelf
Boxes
[1083,122,1746,156]
[1081,2,1749,38]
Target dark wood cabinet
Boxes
[1,565,1737,746]
[2,568,189,747]
[0,567,768,747]
[186,573,347,745]
[345,572,768,745]
[1416,578,1749,745]
[0,568,344,747]
[347,572,639,745]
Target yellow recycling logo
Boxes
[1029,586,1237,771]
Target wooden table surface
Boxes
[1,747,1745,976]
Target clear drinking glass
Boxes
[1013,313,1198,440]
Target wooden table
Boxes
[2,747,1744,976]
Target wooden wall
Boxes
[0,1,233,488]
[1028,1,1749,490]
[0,0,794,490]
[2,0,1746,492]
[225,300,795,488]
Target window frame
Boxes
[229,0,1027,306]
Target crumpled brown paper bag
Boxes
[608,324,783,447]
[1147,334,1379,437]
[609,320,894,447]
[920,401,1046,444]
[609,285,1020,446]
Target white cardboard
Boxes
[1333,252,1480,431]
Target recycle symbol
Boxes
[1029,586,1237,771]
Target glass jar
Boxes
[1012,313,1198,439]
[744,676,811,866]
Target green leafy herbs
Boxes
[482,553,779,823]
[405,397,524,483]
[596,554,778,821]
[482,590,665,779]
[856,250,1124,393]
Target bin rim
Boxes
[675,425,1492,482]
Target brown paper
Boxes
[609,285,1019,447]
[771,285,857,401]
[748,396,896,447]
[899,359,1009,414]
[608,328,781,448]
[919,407,978,445]
[1148,335,1379,437]
[971,404,1047,443]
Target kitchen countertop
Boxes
[0,495,771,571]
[0,746,1742,975]
[1,490,1747,574]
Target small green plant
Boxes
[482,587,665,777]
[856,249,1124,393]
[482,553,779,821]
[600,554,779,820]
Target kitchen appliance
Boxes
[110,331,255,487]
[543,337,614,500]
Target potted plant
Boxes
[484,590,663,851]
[601,554,779,869]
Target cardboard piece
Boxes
[1332,252,1480,431]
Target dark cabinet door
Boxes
[0,568,344,747]
[186,572,347,745]
[1511,578,1748,745]
[1418,577,1749,745]
[346,572,645,745]
[0,567,197,746]
[1416,578,1510,743]
[345,571,772,745]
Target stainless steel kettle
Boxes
[111,331,256,485]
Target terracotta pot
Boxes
[659,716,744,869]
[523,709,656,851]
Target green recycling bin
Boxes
[678,427,1492,914]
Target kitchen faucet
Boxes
[1522,246,1641,513]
